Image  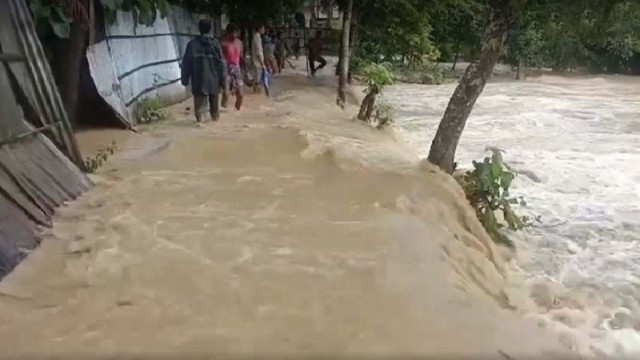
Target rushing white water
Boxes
[386,75,640,356]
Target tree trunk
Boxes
[51,22,87,128]
[347,9,359,85]
[427,0,512,174]
[358,92,373,120]
[336,36,342,76]
[452,40,460,70]
[326,5,333,29]
[364,93,376,120]
[336,0,353,108]
[349,10,360,51]
[515,56,525,80]
[310,0,318,28]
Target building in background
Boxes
[297,0,342,29]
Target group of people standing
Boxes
[252,24,291,78]
[180,19,327,124]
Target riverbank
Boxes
[0,66,574,358]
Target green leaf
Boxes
[101,0,119,10]
[479,158,492,191]
[136,0,157,26]
[482,209,498,233]
[30,1,51,19]
[157,0,170,17]
[104,8,117,24]
[54,6,72,24]
[49,19,70,38]
[503,205,519,230]
[500,172,515,191]
[491,151,503,178]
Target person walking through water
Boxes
[251,24,266,93]
[308,30,327,76]
[292,32,300,59]
[263,30,278,74]
[221,23,244,110]
[181,19,226,123]
[274,31,289,74]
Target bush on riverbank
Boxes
[389,63,447,85]
[455,150,535,247]
[351,55,448,85]
[358,62,394,123]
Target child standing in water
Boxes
[274,31,289,73]
[221,23,244,110]
[292,32,300,59]
[263,30,278,73]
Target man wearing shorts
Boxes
[221,23,244,110]
[251,24,266,93]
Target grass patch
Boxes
[84,141,118,173]
[135,98,170,124]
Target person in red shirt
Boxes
[220,23,244,110]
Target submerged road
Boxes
[0,70,569,358]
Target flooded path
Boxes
[0,74,568,358]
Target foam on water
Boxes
[386,76,640,356]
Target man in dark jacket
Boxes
[181,20,226,123]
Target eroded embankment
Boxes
[0,75,571,358]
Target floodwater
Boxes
[0,76,572,358]
[387,74,640,356]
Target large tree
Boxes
[427,0,513,173]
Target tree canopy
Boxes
[30,0,640,75]
[341,0,640,74]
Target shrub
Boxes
[135,98,169,124]
[389,62,446,84]
[358,62,394,122]
[350,54,366,74]
[419,63,446,84]
[361,62,394,95]
[456,149,537,247]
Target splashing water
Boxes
[386,75,640,356]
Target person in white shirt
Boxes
[251,24,266,93]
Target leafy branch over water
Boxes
[456,149,538,247]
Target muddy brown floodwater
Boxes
[0,71,573,358]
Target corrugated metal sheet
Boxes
[107,10,185,108]
[167,6,219,63]
[0,0,92,278]
[3,0,84,167]
[87,41,132,126]
[88,7,219,126]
